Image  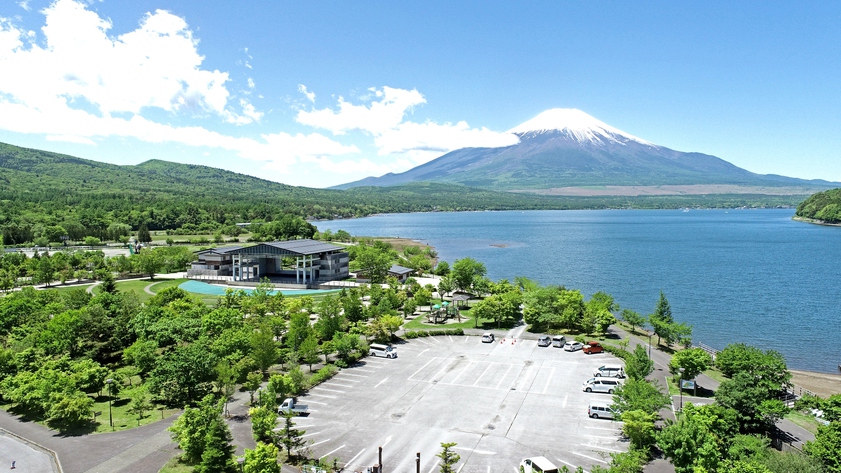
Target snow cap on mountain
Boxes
[508,108,651,146]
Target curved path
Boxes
[143,283,157,295]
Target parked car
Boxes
[537,336,551,347]
[594,365,625,378]
[369,343,397,358]
[482,333,495,343]
[551,335,565,348]
[582,377,622,394]
[588,402,616,419]
[278,398,308,415]
[563,340,584,352]
[520,456,560,473]
[582,341,604,354]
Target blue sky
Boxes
[1,0,839,188]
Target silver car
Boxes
[582,377,622,394]
[563,340,584,352]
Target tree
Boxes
[805,420,841,472]
[275,411,307,460]
[137,224,152,243]
[170,395,221,464]
[716,371,790,432]
[299,334,320,372]
[762,450,827,473]
[350,243,393,283]
[620,309,646,333]
[215,362,237,415]
[286,312,313,353]
[437,442,461,473]
[148,343,216,406]
[47,390,94,428]
[624,344,654,381]
[249,406,278,443]
[123,338,159,379]
[196,415,236,473]
[620,409,657,453]
[450,258,486,295]
[716,344,791,387]
[648,291,674,345]
[402,297,417,318]
[250,326,279,374]
[36,256,55,287]
[669,348,712,383]
[244,442,281,473]
[134,248,163,279]
[657,403,739,473]
[314,295,344,340]
[127,389,153,425]
[245,372,263,405]
[612,378,671,416]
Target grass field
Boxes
[158,457,194,473]
[90,382,179,434]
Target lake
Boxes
[314,209,840,373]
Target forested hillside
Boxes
[0,142,809,246]
[795,188,841,223]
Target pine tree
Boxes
[275,411,306,460]
[437,442,461,473]
[137,224,152,243]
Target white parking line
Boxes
[426,460,440,473]
[301,431,322,438]
[305,400,328,405]
[345,449,365,467]
[464,336,472,343]
[320,444,346,459]
[326,383,354,388]
[428,336,442,344]
[557,458,589,473]
[314,387,346,393]
[471,363,492,386]
[414,338,430,345]
[542,367,555,393]
[586,426,621,432]
[571,451,608,464]
[337,372,368,378]
[495,365,513,389]
[417,348,429,356]
[563,394,568,408]
[586,444,624,453]
[306,393,337,399]
[408,358,437,379]
[448,335,454,342]
[374,377,389,388]
[451,362,474,385]
[584,434,620,441]
[353,368,376,373]
[308,438,332,448]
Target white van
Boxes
[369,343,397,359]
[519,456,559,473]
[551,336,565,348]
[582,378,622,394]
[594,365,625,378]
[588,402,616,420]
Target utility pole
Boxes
[416,452,420,473]
[379,446,383,473]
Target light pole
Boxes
[678,368,685,411]
[647,332,653,359]
[105,378,114,429]
[236,456,244,472]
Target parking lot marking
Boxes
[586,444,623,453]
[308,438,332,448]
[448,335,454,342]
[571,451,608,464]
[417,348,429,356]
[301,431,322,438]
[345,449,365,467]
[337,372,368,378]
[306,393,337,399]
[313,387,346,393]
[583,434,620,441]
[470,363,492,386]
[327,383,354,388]
[465,336,472,343]
[319,444,346,460]
[426,460,440,473]
[353,368,376,373]
[414,338,430,345]
[495,365,514,389]
[450,361,475,385]
[541,367,555,394]
[556,458,589,473]
[428,358,458,383]
[563,394,568,408]
[586,426,621,432]
[374,377,389,388]
[408,358,437,380]
[305,400,328,405]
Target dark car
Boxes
[582,341,604,354]
[537,336,551,347]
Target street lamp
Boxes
[236,456,245,472]
[105,378,114,429]
[678,368,685,411]
[647,332,653,359]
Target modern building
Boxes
[388,264,414,282]
[188,239,349,287]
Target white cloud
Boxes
[0,0,260,121]
[297,86,425,135]
[18,1,31,12]
[375,120,518,156]
[298,84,316,103]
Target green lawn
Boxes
[158,457,194,473]
[785,410,823,435]
[702,368,729,384]
[90,383,179,434]
[91,278,187,302]
[42,283,97,294]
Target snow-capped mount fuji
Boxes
[333,109,835,192]
[507,108,652,146]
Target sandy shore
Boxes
[790,370,841,398]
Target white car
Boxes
[563,340,584,352]
[481,333,495,343]
[582,378,622,394]
[520,456,560,473]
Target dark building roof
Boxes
[389,264,414,275]
[195,240,346,257]
[195,245,245,255]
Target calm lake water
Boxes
[315,209,840,373]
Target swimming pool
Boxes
[179,280,342,297]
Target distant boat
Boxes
[683,208,690,213]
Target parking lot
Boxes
[293,334,628,473]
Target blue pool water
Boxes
[179,280,341,297]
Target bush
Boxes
[603,345,630,361]
[306,365,338,389]
[403,329,464,338]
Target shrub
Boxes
[306,365,338,389]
